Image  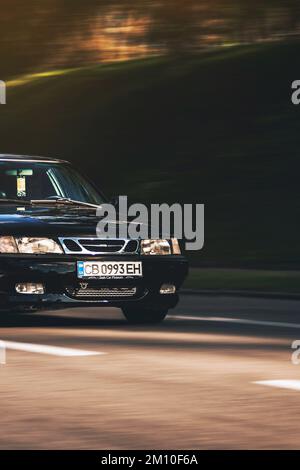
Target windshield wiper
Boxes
[31,197,101,209]
[0,198,32,205]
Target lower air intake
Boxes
[68,286,137,299]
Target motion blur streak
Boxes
[254,380,300,391]
[1,295,300,449]
[3,340,104,357]
[1,1,300,76]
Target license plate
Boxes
[77,261,143,279]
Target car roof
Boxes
[0,154,68,163]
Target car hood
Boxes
[0,204,124,237]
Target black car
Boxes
[0,154,188,323]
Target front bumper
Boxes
[0,254,188,311]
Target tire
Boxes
[122,308,168,324]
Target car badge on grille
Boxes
[79,283,89,290]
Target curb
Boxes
[180,289,300,301]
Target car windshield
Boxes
[0,161,105,205]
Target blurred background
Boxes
[2,3,300,451]
[0,0,300,291]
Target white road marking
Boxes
[3,341,105,357]
[0,340,6,364]
[254,380,300,391]
[169,314,300,329]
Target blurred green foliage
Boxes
[1,42,300,267]
[1,0,300,77]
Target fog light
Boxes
[15,283,45,294]
[160,284,176,294]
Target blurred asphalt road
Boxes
[1,294,300,449]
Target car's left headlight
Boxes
[15,237,63,254]
[141,238,181,255]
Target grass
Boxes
[0,42,300,269]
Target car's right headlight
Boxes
[16,237,63,254]
[0,236,18,253]
[0,236,63,254]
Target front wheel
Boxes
[122,308,168,324]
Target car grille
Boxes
[59,237,138,255]
[66,286,138,299]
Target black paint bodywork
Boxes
[0,176,188,313]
